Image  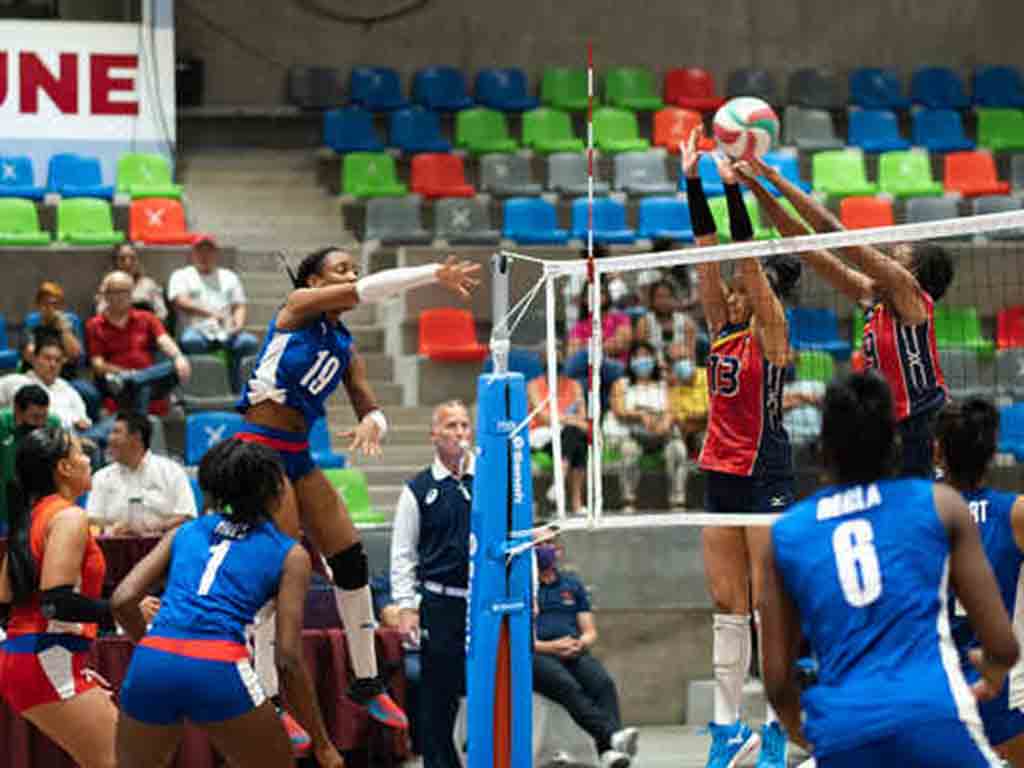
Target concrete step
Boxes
[241,323,384,353]
[368,484,404,511]
[352,464,426,486]
[328,405,436,426]
[686,679,766,726]
[321,381,404,409]
[345,444,434,467]
[244,299,382,331]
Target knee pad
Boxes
[327,542,368,591]
[712,613,750,668]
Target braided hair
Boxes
[936,398,999,489]
[198,438,286,526]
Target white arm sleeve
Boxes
[356,264,440,304]
[390,487,421,610]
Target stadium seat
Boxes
[455,107,519,154]
[998,403,1024,460]
[482,347,544,381]
[708,195,773,243]
[57,198,124,245]
[474,68,539,112]
[147,414,168,456]
[571,197,636,244]
[593,107,650,153]
[996,349,1024,401]
[522,108,584,154]
[349,66,408,112]
[419,307,488,362]
[812,150,878,198]
[322,468,383,524]
[184,411,244,466]
[0,198,50,245]
[849,68,910,110]
[782,106,844,151]
[847,109,911,153]
[972,196,1024,239]
[941,347,996,399]
[998,306,1024,349]
[341,152,407,198]
[604,66,663,111]
[0,156,44,200]
[47,153,114,199]
[637,197,694,242]
[934,306,994,353]
[503,197,569,244]
[759,151,811,195]
[0,315,18,371]
[911,67,970,109]
[323,107,385,153]
[546,153,610,197]
[180,354,236,412]
[905,196,960,224]
[912,109,976,153]
[977,108,1024,152]
[664,68,725,112]
[788,68,843,110]
[434,197,500,245]
[1013,156,1024,192]
[613,151,675,196]
[839,196,895,229]
[24,311,84,346]
[309,417,345,469]
[364,197,431,244]
[541,67,590,112]
[877,150,943,198]
[480,153,542,197]
[653,107,715,154]
[410,153,475,199]
[795,351,835,383]
[129,197,195,245]
[388,107,452,154]
[944,151,1010,197]
[726,68,778,102]
[287,66,344,109]
[116,153,182,199]
[972,66,1024,108]
[788,307,852,359]
[412,66,474,112]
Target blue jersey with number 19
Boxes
[772,477,983,757]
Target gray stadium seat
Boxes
[433,197,501,245]
[147,414,169,456]
[996,348,1024,400]
[905,197,960,224]
[479,153,543,197]
[547,152,610,196]
[364,196,432,244]
[788,67,843,110]
[1013,155,1024,192]
[972,195,1024,240]
[727,68,778,102]
[782,106,845,151]
[940,347,996,399]
[613,151,676,195]
[287,66,345,110]
[180,354,237,412]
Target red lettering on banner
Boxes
[91,54,138,115]
[19,52,78,113]
[0,52,7,105]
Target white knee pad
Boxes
[248,601,279,699]
[713,613,751,725]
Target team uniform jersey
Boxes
[773,478,997,764]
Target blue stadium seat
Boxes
[310,417,346,469]
[637,197,694,242]
[474,68,539,112]
[912,109,976,153]
[388,107,452,153]
[972,66,1024,108]
[678,154,727,197]
[571,197,636,245]
[849,68,910,110]
[46,153,114,199]
[759,151,812,195]
[502,197,569,245]
[847,109,911,153]
[25,310,85,364]
[483,348,544,382]
[0,314,20,370]
[323,107,385,153]
[787,307,852,360]
[184,411,244,466]
[412,67,474,112]
[998,402,1024,461]
[0,156,45,200]
[911,67,969,109]
[349,66,408,112]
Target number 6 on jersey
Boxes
[832,519,883,608]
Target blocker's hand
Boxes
[343,413,384,457]
[437,255,482,300]
[712,153,738,186]
[679,125,705,179]
[314,742,346,768]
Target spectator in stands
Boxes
[21,281,83,376]
[782,380,826,466]
[665,347,709,510]
[86,410,195,535]
[567,284,632,365]
[533,540,638,767]
[167,234,259,391]
[0,384,59,535]
[86,270,191,414]
[635,278,700,363]
[97,243,168,322]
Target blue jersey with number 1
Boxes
[772,478,983,757]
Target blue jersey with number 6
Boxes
[237,312,354,430]
[772,478,983,757]
[150,515,296,644]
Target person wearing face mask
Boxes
[390,400,474,768]
[665,349,709,510]
[0,385,59,535]
[635,279,700,364]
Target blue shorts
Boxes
[899,409,939,478]
[964,665,1024,747]
[119,638,265,725]
[817,718,1000,768]
[237,423,316,481]
[704,470,794,514]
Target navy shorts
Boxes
[817,718,1000,768]
[899,409,939,478]
[704,470,794,514]
[964,665,1024,747]
[237,423,316,481]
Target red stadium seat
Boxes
[129,198,195,245]
[418,308,488,362]
[943,151,1011,198]
[998,305,1024,349]
[653,107,715,153]
[410,153,475,199]
[839,196,895,229]
[664,68,726,113]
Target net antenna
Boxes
[491,252,511,375]
[585,40,604,523]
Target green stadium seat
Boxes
[322,468,385,524]
[522,107,584,153]
[796,350,835,383]
[116,153,183,199]
[934,306,995,354]
[852,309,865,349]
[454,107,519,155]
[593,107,650,153]
[605,66,664,111]
[341,152,408,198]
[57,197,124,245]
[0,198,50,245]
[709,195,773,243]
[877,150,944,198]
[541,67,591,111]
[977,108,1024,152]
[812,150,878,198]
[532,450,555,474]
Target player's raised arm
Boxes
[341,349,385,458]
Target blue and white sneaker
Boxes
[756,722,787,768]
[705,721,760,768]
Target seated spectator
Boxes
[167,234,259,391]
[85,270,191,414]
[86,410,196,535]
[533,541,638,767]
[604,341,686,513]
[665,347,709,509]
[566,283,633,365]
[0,384,60,535]
[21,280,83,375]
[635,278,699,362]
[98,243,168,322]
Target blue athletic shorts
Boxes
[237,423,316,481]
[899,409,939,478]
[704,470,794,515]
[964,665,1024,747]
[817,717,1000,767]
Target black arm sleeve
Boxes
[0,602,9,628]
[685,177,716,237]
[40,586,110,623]
[724,182,754,243]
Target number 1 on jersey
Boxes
[198,540,232,596]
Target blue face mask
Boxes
[630,357,655,377]
[673,359,695,383]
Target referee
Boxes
[390,399,474,768]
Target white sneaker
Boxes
[611,727,639,756]
[599,749,631,768]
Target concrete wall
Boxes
[176,0,1022,106]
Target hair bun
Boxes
[765,254,802,299]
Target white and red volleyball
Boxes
[712,97,780,160]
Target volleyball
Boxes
[712,97,780,160]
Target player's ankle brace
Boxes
[327,542,368,590]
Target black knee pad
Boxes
[327,542,368,590]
